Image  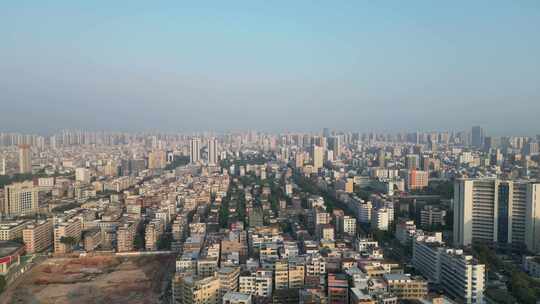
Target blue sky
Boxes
[1,1,539,135]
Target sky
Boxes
[1,1,539,135]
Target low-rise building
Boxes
[383,274,428,300]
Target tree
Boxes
[0,275,6,295]
[59,236,77,246]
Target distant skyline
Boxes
[1,1,539,136]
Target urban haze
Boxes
[1,2,540,304]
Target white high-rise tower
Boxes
[208,138,218,165]
[190,137,201,164]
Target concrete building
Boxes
[0,220,29,241]
[395,220,417,245]
[218,266,240,300]
[239,270,273,298]
[453,178,540,252]
[371,208,390,231]
[312,145,324,171]
[0,241,25,275]
[208,138,218,165]
[420,205,446,228]
[407,170,429,190]
[172,273,220,304]
[328,273,349,304]
[523,256,540,278]
[148,150,167,169]
[75,167,91,183]
[3,181,39,216]
[0,156,6,175]
[222,292,252,304]
[412,235,485,304]
[471,126,485,148]
[383,274,428,300]
[83,228,102,251]
[526,183,540,253]
[22,220,53,253]
[440,249,485,304]
[54,218,82,254]
[145,219,163,251]
[190,137,201,164]
[358,201,372,224]
[116,221,138,252]
[341,216,357,236]
[18,144,32,174]
[412,233,444,283]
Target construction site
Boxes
[1,254,175,304]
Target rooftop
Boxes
[0,241,25,258]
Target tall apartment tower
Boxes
[453,178,540,252]
[190,137,201,164]
[208,138,218,165]
[471,126,485,148]
[329,136,341,160]
[18,144,32,174]
[312,145,324,170]
[0,156,6,175]
[526,183,540,253]
[3,181,39,216]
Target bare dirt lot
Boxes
[1,254,175,304]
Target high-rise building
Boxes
[208,138,218,165]
[526,183,540,253]
[471,126,485,148]
[23,220,53,254]
[323,128,331,138]
[3,181,39,216]
[329,136,341,159]
[407,170,429,190]
[406,154,419,170]
[117,221,138,252]
[371,208,390,231]
[148,150,167,169]
[190,137,201,164]
[453,178,540,252]
[312,145,324,170]
[18,144,32,174]
[440,249,485,304]
[0,156,6,175]
[75,167,91,183]
[412,235,485,304]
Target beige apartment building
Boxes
[54,218,82,254]
[172,273,220,304]
[23,219,53,253]
[0,220,29,241]
[117,221,138,252]
[3,181,39,216]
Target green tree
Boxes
[59,236,77,246]
[0,275,6,295]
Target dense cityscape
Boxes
[0,127,539,303]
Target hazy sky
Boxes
[1,1,539,135]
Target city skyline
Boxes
[2,1,540,135]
